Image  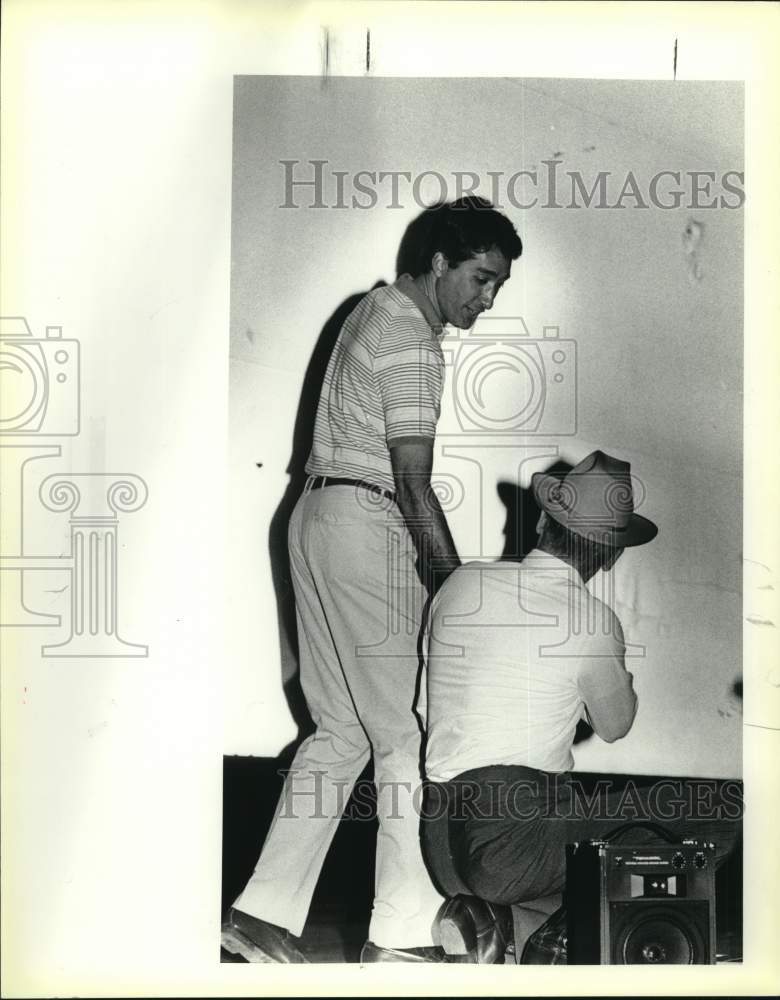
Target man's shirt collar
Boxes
[395,272,444,337]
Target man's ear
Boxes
[431,251,449,278]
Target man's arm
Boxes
[576,618,638,743]
[389,439,460,594]
[579,667,637,743]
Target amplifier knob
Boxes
[694,852,707,869]
[672,851,686,869]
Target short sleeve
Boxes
[576,608,638,742]
[375,323,443,444]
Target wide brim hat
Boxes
[531,450,658,548]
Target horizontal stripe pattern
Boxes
[306,281,445,493]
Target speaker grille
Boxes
[610,901,709,964]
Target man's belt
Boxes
[307,475,397,506]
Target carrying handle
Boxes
[601,820,680,844]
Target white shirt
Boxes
[420,550,637,782]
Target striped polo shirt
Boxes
[305,274,445,494]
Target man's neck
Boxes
[414,271,443,322]
[536,543,598,583]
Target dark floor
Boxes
[221,755,375,962]
[221,757,742,964]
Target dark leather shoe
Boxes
[433,895,513,964]
[360,941,455,963]
[221,907,309,963]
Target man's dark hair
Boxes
[403,197,523,277]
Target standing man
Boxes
[221,197,523,962]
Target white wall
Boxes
[227,77,743,777]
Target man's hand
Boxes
[389,439,460,594]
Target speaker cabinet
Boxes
[566,840,716,964]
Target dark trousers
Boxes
[422,765,742,906]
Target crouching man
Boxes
[418,451,741,956]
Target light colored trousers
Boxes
[235,482,444,947]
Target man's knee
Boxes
[455,852,508,904]
[296,724,371,765]
[458,853,546,906]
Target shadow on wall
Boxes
[497,458,573,562]
[267,284,385,756]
